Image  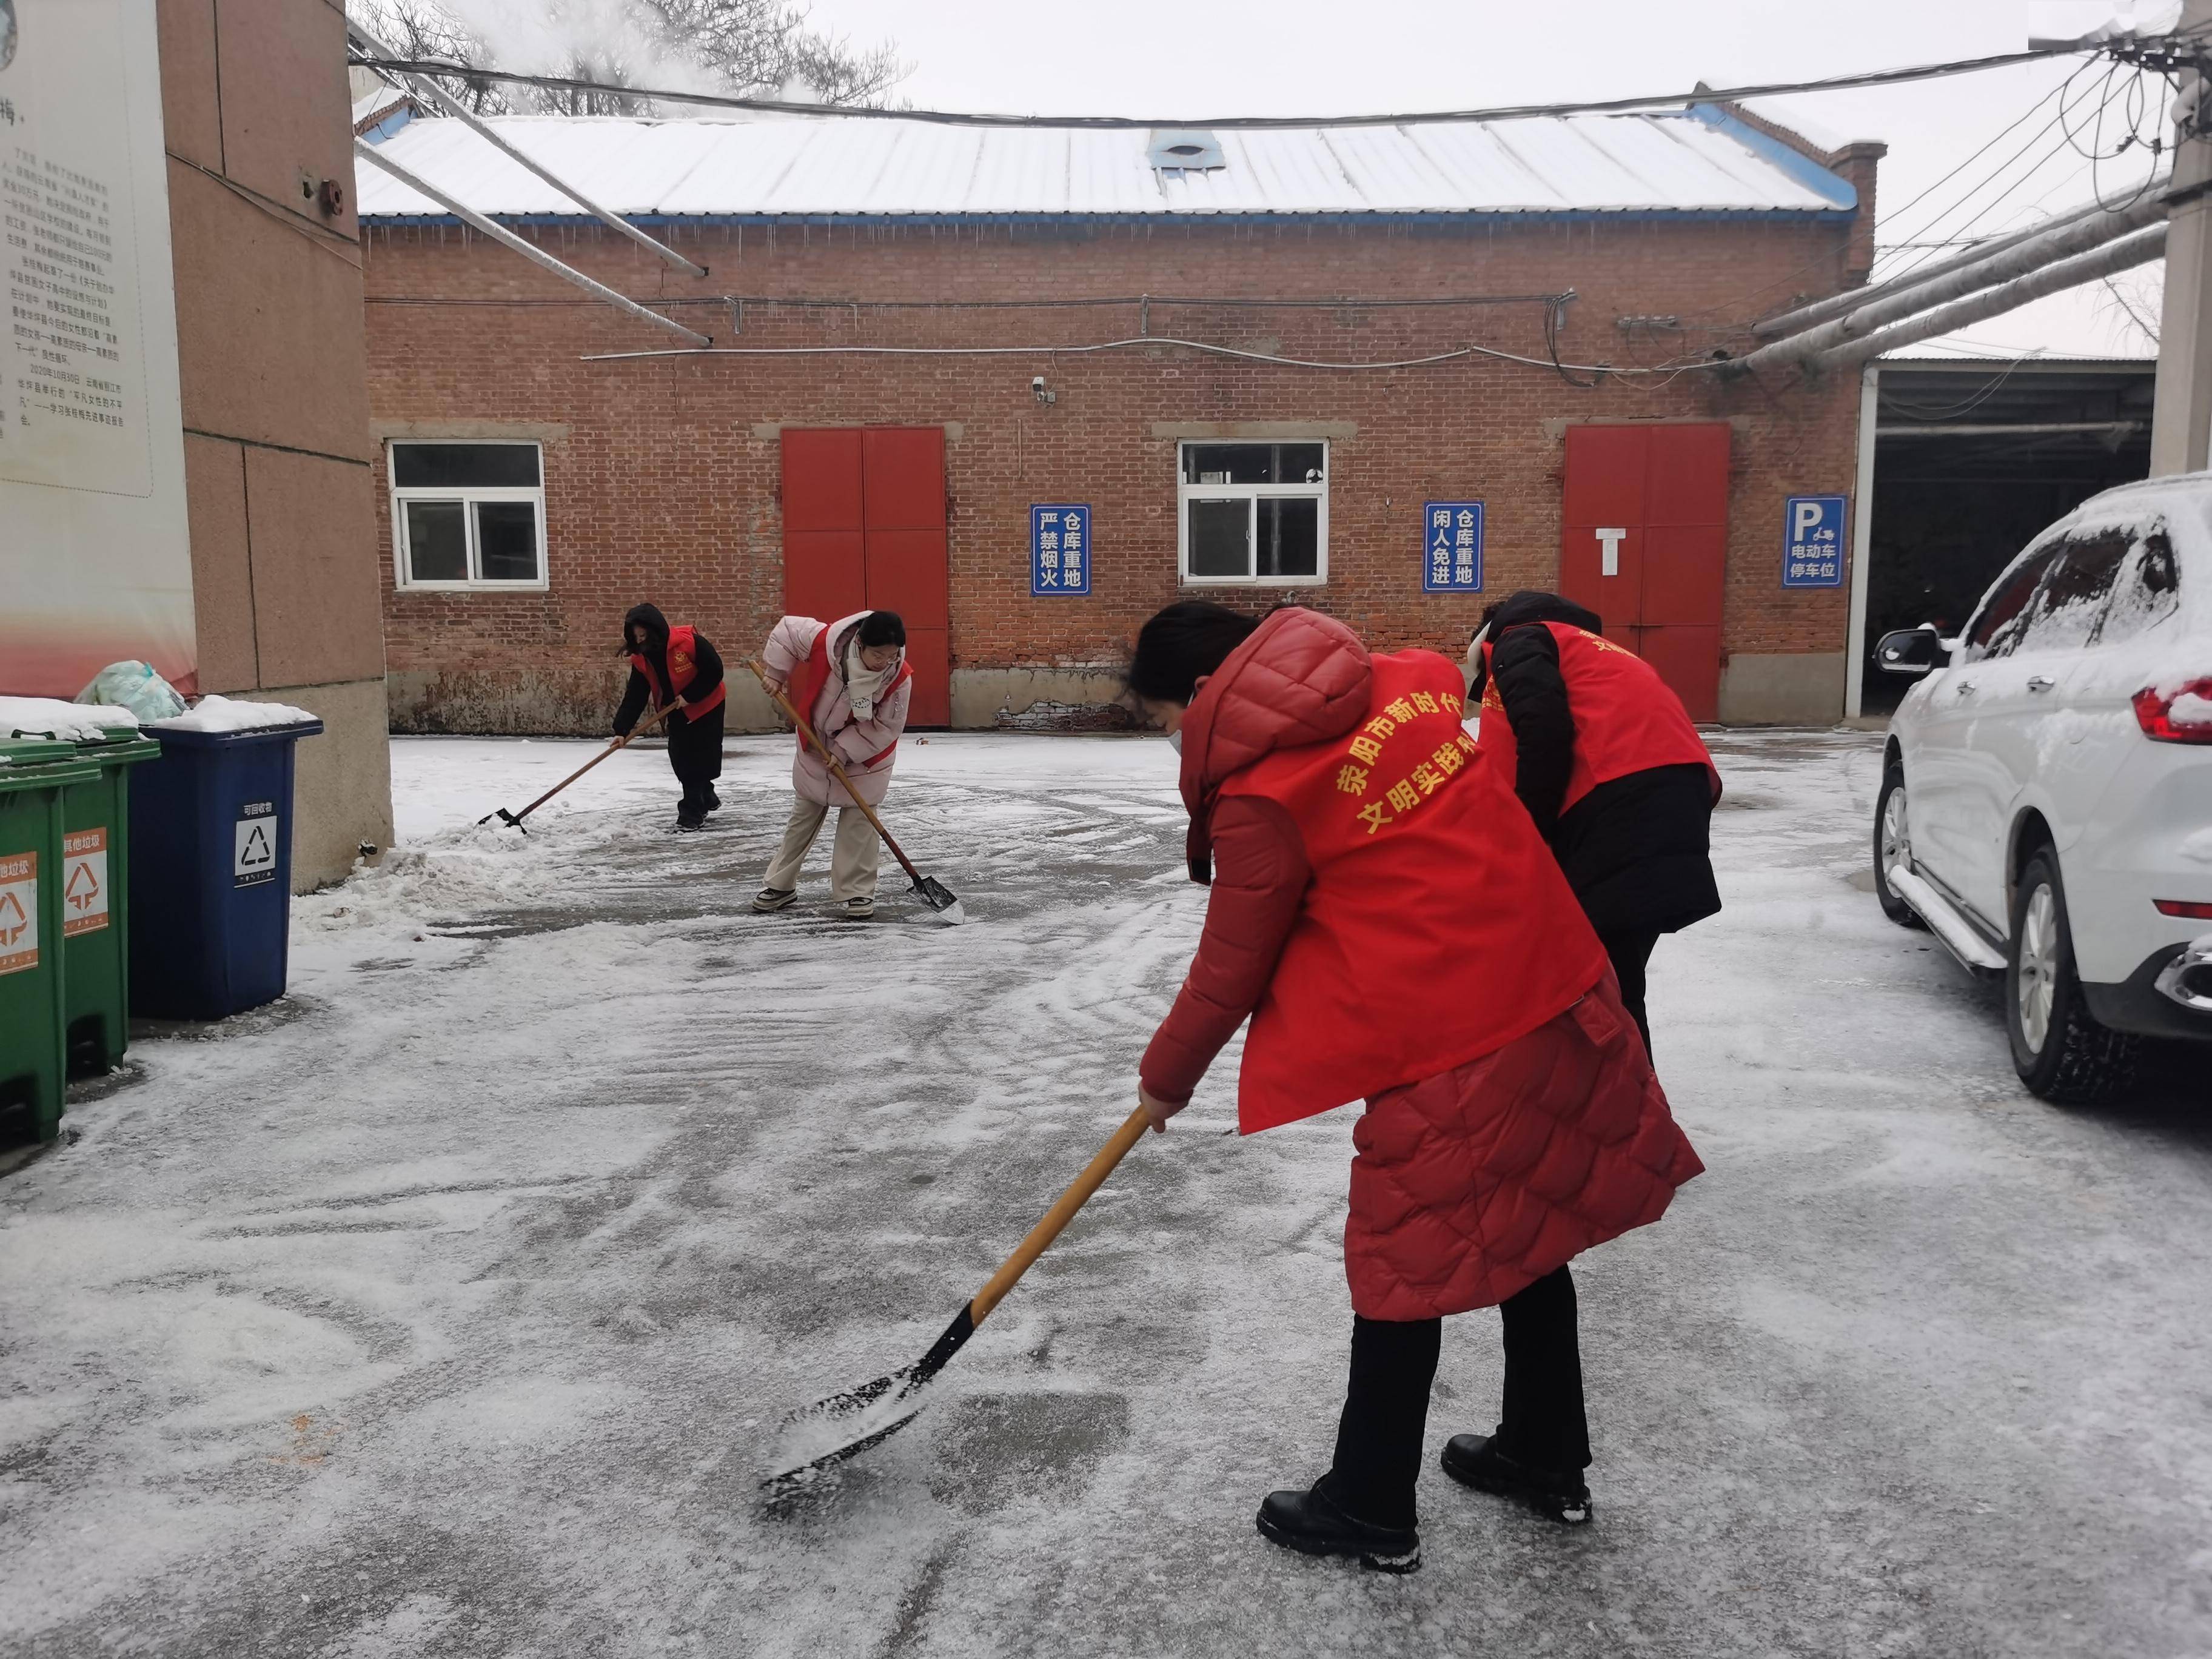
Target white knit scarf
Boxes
[842,632,899,722]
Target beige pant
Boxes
[763,796,882,900]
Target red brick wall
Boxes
[362,212,1866,731]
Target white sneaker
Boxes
[835,896,876,920]
[752,886,797,913]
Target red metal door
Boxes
[780,427,951,726]
[780,429,865,622]
[1560,423,1728,721]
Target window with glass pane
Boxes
[1966,545,2060,660]
[1178,440,1327,583]
[403,501,469,582]
[1188,499,1250,577]
[2091,528,2181,648]
[390,441,545,589]
[2011,530,2130,654]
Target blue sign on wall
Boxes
[1783,495,1846,588]
[1031,504,1091,597]
[1423,501,1484,592]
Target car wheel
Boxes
[2006,848,2137,1104]
[1873,763,1925,929]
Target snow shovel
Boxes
[743,657,965,923]
[477,702,675,833]
[760,1104,1150,1495]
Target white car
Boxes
[1874,471,2212,1102]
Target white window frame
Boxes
[1176,440,1329,586]
[389,440,549,592]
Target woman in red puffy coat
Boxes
[1128,602,1703,1574]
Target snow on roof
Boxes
[354,107,1858,222]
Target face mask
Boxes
[1167,729,1183,753]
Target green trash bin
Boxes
[58,730,161,1078]
[0,739,99,1147]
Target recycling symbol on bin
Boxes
[0,889,24,945]
[65,860,99,911]
[240,824,273,868]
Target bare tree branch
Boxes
[348,0,511,112]
[347,0,908,116]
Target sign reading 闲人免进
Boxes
[1031,504,1091,596]
[1783,495,1847,588]
[1423,502,1484,592]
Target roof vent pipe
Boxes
[1148,129,1225,170]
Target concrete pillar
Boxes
[2151,1,2212,477]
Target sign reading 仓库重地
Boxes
[1031,504,1091,597]
[1423,503,1484,593]
[1783,495,1847,588]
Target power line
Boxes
[576,334,1682,377]
[1871,56,2130,286]
[348,41,2160,131]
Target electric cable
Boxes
[347,40,2154,131]
[1672,70,2082,330]
[572,334,1704,377]
[1876,350,2046,420]
[1872,61,2113,286]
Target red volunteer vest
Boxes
[1220,650,1609,1134]
[794,625,911,768]
[1478,623,1719,813]
[629,624,726,717]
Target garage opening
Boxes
[1858,359,2154,717]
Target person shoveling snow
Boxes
[752,610,914,921]
[614,603,726,832]
[1126,602,1704,1574]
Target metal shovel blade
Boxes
[758,1366,933,1496]
[476,807,529,834]
[759,1306,976,1495]
[913,873,965,924]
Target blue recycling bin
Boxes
[128,716,323,1021]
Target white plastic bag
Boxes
[75,661,187,723]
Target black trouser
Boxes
[1598,930,1659,1059]
[666,703,725,815]
[1320,1265,1589,1529]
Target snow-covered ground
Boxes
[3,731,2208,1658]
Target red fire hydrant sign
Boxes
[0,851,39,976]
[62,828,108,937]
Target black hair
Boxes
[1127,602,1262,706]
[858,610,906,648]
[621,602,669,656]
[1468,591,1603,701]
[1479,590,1603,641]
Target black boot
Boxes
[1257,1484,1421,1573]
[703,786,722,814]
[1439,1434,1592,1526]
[675,791,706,831]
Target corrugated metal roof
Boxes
[354,107,1857,221]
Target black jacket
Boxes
[1482,596,1720,939]
[614,603,724,736]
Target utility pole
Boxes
[2151,0,2212,475]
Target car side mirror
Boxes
[1876,626,1946,675]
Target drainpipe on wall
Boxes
[1844,364,1881,722]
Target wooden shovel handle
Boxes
[970,1105,1150,1325]
[512,700,674,820]
[744,657,922,882]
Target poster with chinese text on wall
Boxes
[0,0,196,695]
[1031,504,1091,596]
[1423,502,1484,592]
[1782,495,1846,588]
